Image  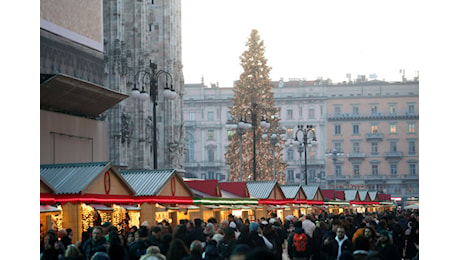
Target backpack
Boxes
[293,232,308,252]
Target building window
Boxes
[352,124,360,135]
[352,142,360,153]
[334,142,343,152]
[371,124,378,133]
[370,105,378,115]
[201,173,206,179]
[335,164,342,176]
[286,128,294,139]
[334,124,342,135]
[371,164,379,175]
[287,169,295,182]
[207,149,215,162]
[287,149,294,161]
[208,171,215,179]
[352,105,360,115]
[308,108,315,119]
[207,130,214,140]
[390,141,398,152]
[390,123,397,134]
[371,142,379,155]
[188,112,195,121]
[409,163,417,175]
[408,104,415,114]
[287,109,293,120]
[408,123,416,133]
[334,106,341,115]
[207,111,214,121]
[408,141,416,155]
[390,164,398,176]
[389,104,397,115]
[353,164,360,176]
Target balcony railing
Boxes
[403,174,419,180]
[366,133,384,141]
[327,111,419,120]
[384,151,403,159]
[347,152,366,159]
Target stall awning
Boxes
[40,205,61,213]
[90,204,114,211]
[120,205,141,211]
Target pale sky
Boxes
[182,0,422,87]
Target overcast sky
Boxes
[181,0,422,87]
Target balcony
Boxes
[364,175,386,183]
[384,151,403,159]
[347,152,366,161]
[403,174,419,181]
[366,133,383,141]
[327,111,419,121]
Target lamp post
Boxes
[295,125,317,185]
[236,120,251,181]
[131,61,176,169]
[325,148,344,189]
[248,102,270,181]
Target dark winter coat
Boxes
[287,227,312,259]
[320,235,353,260]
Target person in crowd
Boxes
[166,238,190,260]
[245,247,278,260]
[218,227,237,260]
[321,226,353,260]
[139,246,166,260]
[174,223,193,248]
[41,232,60,260]
[302,214,316,239]
[228,244,251,260]
[238,222,273,250]
[126,232,136,247]
[404,218,419,260]
[148,226,162,246]
[311,221,328,260]
[374,230,401,260]
[203,239,222,260]
[287,220,312,260]
[262,222,283,260]
[363,226,378,251]
[159,233,172,256]
[59,229,72,249]
[221,220,229,230]
[128,226,155,260]
[63,244,84,260]
[90,252,110,260]
[108,231,126,260]
[204,222,216,240]
[387,214,405,257]
[352,235,371,260]
[82,226,108,260]
[190,218,206,243]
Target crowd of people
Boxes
[40,209,419,260]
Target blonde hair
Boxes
[65,244,82,257]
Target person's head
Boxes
[379,230,391,244]
[336,227,345,240]
[364,226,376,239]
[354,235,370,251]
[102,222,112,235]
[58,229,67,238]
[91,252,110,260]
[249,222,260,232]
[228,214,235,222]
[294,220,303,228]
[126,232,135,243]
[230,244,251,260]
[331,220,341,233]
[221,219,229,228]
[146,245,161,255]
[190,240,203,255]
[92,226,104,241]
[151,226,162,238]
[64,244,82,257]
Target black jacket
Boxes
[287,227,312,259]
[320,235,353,260]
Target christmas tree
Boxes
[225,29,286,183]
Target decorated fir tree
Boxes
[225,29,286,183]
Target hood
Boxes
[294,227,305,234]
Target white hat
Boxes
[261,220,268,225]
[229,221,237,229]
[269,218,276,224]
[285,215,294,221]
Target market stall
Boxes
[246,181,289,220]
[40,162,137,242]
[301,185,326,215]
[121,169,194,229]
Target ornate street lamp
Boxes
[295,125,317,185]
[325,148,344,189]
[131,61,176,169]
